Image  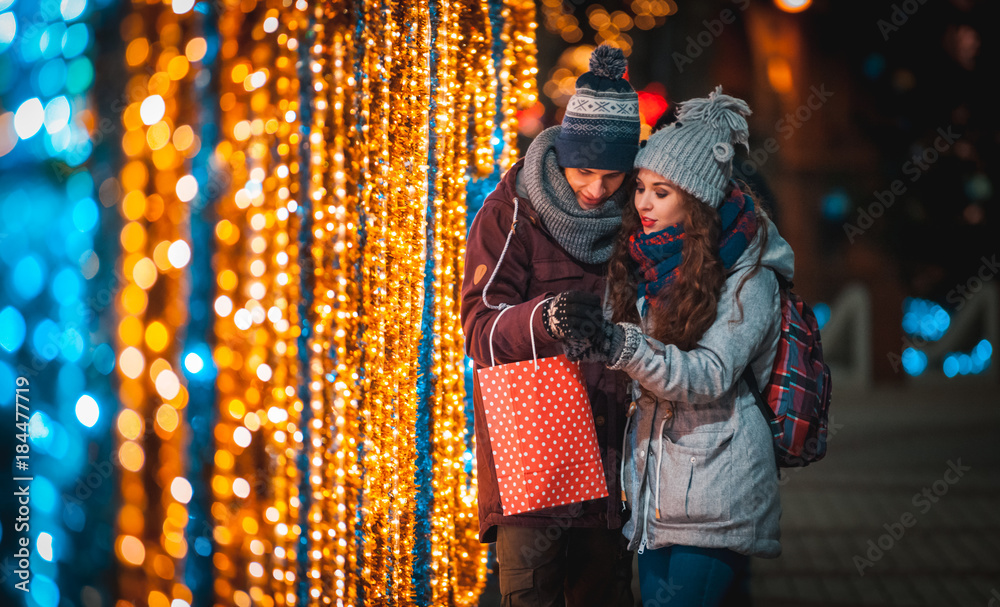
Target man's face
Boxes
[563,168,627,211]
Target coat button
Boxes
[595,415,605,427]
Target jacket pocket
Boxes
[499,567,536,606]
[653,430,733,524]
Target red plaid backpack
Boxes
[742,277,833,467]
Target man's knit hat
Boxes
[634,85,751,208]
[555,44,640,173]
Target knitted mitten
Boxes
[541,291,603,341]
[563,319,625,364]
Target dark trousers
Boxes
[496,524,634,607]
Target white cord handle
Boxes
[482,197,520,312]
[487,297,554,370]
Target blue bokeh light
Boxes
[901,347,927,377]
[0,305,27,351]
[943,355,959,378]
[820,189,850,221]
[29,410,53,443]
[0,12,15,54]
[62,501,86,533]
[0,361,15,406]
[32,476,60,516]
[813,302,830,330]
[59,326,84,362]
[61,22,89,58]
[51,267,81,305]
[72,197,98,232]
[941,340,993,377]
[902,297,950,342]
[13,254,48,300]
[27,573,60,607]
[31,319,61,361]
[91,342,114,375]
[36,58,68,98]
[41,22,68,60]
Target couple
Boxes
[461,45,792,607]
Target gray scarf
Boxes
[516,126,627,265]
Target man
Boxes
[461,45,640,606]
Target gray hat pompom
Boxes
[677,85,752,150]
[589,44,627,80]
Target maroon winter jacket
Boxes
[461,160,631,543]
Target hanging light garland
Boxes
[112,1,537,605]
[114,2,198,606]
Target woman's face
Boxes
[634,168,687,234]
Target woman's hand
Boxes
[564,318,626,364]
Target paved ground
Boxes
[477,381,1000,606]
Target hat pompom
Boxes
[589,44,627,80]
[677,85,751,150]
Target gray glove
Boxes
[563,319,626,364]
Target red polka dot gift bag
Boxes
[478,299,609,516]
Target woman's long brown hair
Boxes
[607,182,768,352]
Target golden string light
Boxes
[262,2,307,607]
[114,2,198,606]
[304,2,364,605]
[499,0,539,171]
[113,1,538,604]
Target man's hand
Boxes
[542,291,604,341]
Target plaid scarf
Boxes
[628,184,758,313]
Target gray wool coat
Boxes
[617,216,794,558]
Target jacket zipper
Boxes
[637,398,660,554]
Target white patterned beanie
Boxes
[634,85,751,208]
[554,44,640,173]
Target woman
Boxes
[559,86,796,605]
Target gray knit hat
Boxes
[634,85,751,207]
[555,44,640,172]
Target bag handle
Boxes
[488,296,554,370]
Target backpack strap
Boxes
[741,366,782,441]
[742,367,784,475]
